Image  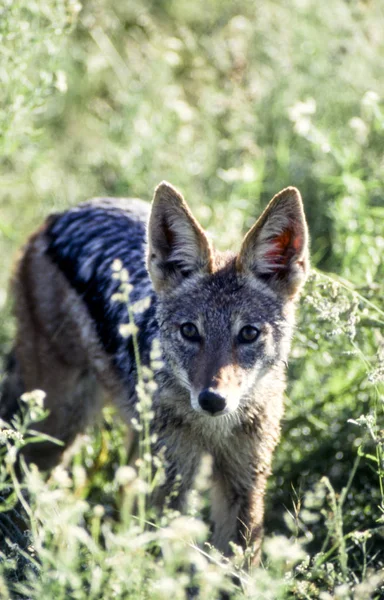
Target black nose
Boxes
[198,389,226,415]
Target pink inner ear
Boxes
[265,229,303,267]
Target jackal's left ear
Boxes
[147,181,213,292]
[236,187,309,297]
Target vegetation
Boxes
[1,0,383,597]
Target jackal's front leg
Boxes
[151,432,202,513]
[210,454,270,566]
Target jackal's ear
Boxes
[147,181,213,292]
[236,187,309,297]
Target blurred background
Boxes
[1,0,384,583]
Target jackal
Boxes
[0,182,309,562]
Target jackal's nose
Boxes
[198,389,226,415]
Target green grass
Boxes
[1,0,384,598]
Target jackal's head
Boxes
[147,182,309,418]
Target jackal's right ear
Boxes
[236,187,309,298]
[147,182,213,292]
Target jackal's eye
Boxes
[238,325,260,344]
[180,322,201,342]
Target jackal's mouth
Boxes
[204,406,232,418]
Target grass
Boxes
[1,0,384,598]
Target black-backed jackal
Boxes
[0,182,309,563]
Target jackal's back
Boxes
[1,197,158,427]
[44,198,157,379]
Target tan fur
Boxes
[10,229,127,468]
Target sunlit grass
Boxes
[1,0,384,597]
